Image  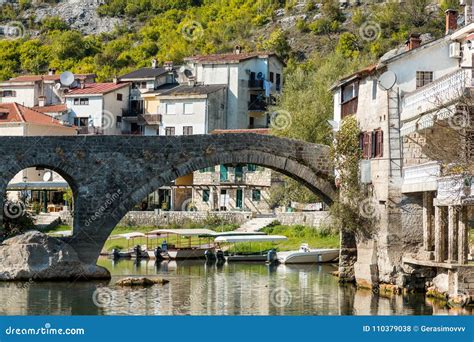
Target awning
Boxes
[214,235,287,243]
[7,182,69,191]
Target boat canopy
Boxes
[146,229,216,237]
[214,235,288,243]
[212,231,267,237]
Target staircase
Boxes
[34,212,61,230]
[236,216,276,232]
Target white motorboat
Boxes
[277,244,339,264]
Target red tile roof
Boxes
[65,82,129,96]
[185,52,277,64]
[0,103,75,128]
[32,104,68,113]
[211,128,270,135]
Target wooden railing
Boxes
[341,97,358,118]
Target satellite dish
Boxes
[43,171,53,182]
[256,72,264,80]
[60,71,75,87]
[179,65,186,73]
[378,71,397,91]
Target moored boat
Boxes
[214,234,287,262]
[277,244,339,264]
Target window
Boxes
[156,129,160,135]
[372,79,378,100]
[73,117,89,127]
[184,103,193,114]
[2,90,16,97]
[247,164,257,172]
[252,189,261,201]
[360,132,372,159]
[116,116,122,128]
[269,72,274,83]
[74,98,89,105]
[183,126,193,135]
[117,93,123,101]
[165,127,175,136]
[416,71,433,88]
[166,103,176,115]
[199,167,214,173]
[202,190,210,202]
[276,73,281,91]
[140,82,147,89]
[341,82,358,103]
[374,129,383,158]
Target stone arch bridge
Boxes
[0,134,335,264]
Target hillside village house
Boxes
[65,82,130,135]
[332,10,473,295]
[0,103,77,213]
[118,60,176,134]
[0,70,95,108]
[183,48,284,129]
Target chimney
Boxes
[188,76,196,87]
[234,45,242,54]
[48,68,56,76]
[406,33,421,51]
[445,9,458,35]
[164,61,173,72]
[38,96,46,107]
[80,80,86,89]
[113,77,118,84]
[151,58,158,69]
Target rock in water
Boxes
[116,277,169,287]
[0,231,110,281]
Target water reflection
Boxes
[0,258,470,315]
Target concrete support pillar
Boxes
[422,192,434,251]
[434,206,447,263]
[447,205,459,264]
[458,206,469,265]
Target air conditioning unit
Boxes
[360,160,372,184]
[449,42,461,59]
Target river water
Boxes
[0,258,471,315]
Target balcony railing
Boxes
[401,162,440,193]
[248,100,267,111]
[436,174,473,205]
[77,126,103,135]
[401,68,472,122]
[138,114,162,126]
[248,79,264,89]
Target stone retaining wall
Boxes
[275,211,330,227]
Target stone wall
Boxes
[275,211,330,227]
[118,210,253,227]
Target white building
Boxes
[0,71,95,108]
[332,9,473,292]
[0,102,77,212]
[184,48,284,129]
[65,82,130,135]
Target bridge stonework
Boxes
[0,134,335,264]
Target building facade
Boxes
[332,10,474,296]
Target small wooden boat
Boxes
[214,235,287,262]
[146,229,217,260]
[277,244,339,264]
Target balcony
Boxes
[77,126,103,135]
[401,68,473,122]
[248,79,264,89]
[248,100,267,111]
[138,114,162,126]
[341,97,358,119]
[435,174,473,205]
[401,162,440,193]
